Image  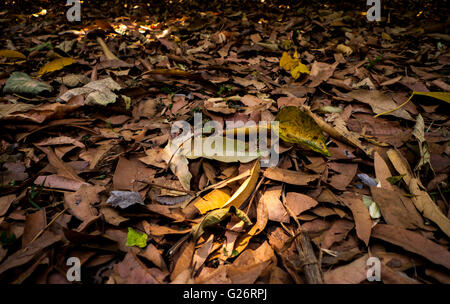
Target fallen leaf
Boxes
[276,106,330,156]
[342,89,412,120]
[321,219,354,249]
[3,72,53,95]
[192,206,252,242]
[259,186,289,223]
[412,91,450,103]
[126,227,148,248]
[171,240,195,281]
[162,139,192,191]
[58,77,121,106]
[280,51,310,79]
[64,185,104,221]
[222,160,260,209]
[387,149,450,237]
[112,252,159,283]
[285,193,319,216]
[370,187,426,230]
[339,192,372,246]
[307,61,338,87]
[0,195,16,217]
[38,57,76,77]
[335,44,353,56]
[263,167,320,185]
[324,254,369,283]
[193,188,231,214]
[106,191,145,209]
[372,224,450,269]
[361,195,381,219]
[0,49,26,60]
[374,151,394,190]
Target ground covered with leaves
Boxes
[0,0,449,284]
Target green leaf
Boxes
[126,227,148,248]
[3,72,53,95]
[386,174,406,185]
[362,195,381,219]
[275,106,330,156]
[27,42,53,52]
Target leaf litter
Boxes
[0,0,449,285]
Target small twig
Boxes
[373,93,413,118]
[136,179,196,195]
[244,176,265,214]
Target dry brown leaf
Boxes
[285,192,319,216]
[39,147,84,183]
[372,224,450,269]
[339,192,372,246]
[112,252,160,284]
[374,151,394,190]
[0,231,61,275]
[0,194,16,217]
[22,209,47,248]
[259,186,289,223]
[64,185,104,221]
[113,156,156,191]
[323,254,369,284]
[170,240,195,281]
[321,219,354,249]
[263,167,320,186]
[370,187,426,230]
[387,149,450,237]
[328,162,358,190]
[307,61,338,87]
[343,90,412,120]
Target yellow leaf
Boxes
[290,62,310,79]
[336,44,353,56]
[280,52,310,79]
[194,188,231,214]
[381,32,393,41]
[0,49,26,60]
[276,106,330,156]
[413,91,450,104]
[38,57,76,77]
[222,161,260,209]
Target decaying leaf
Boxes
[276,106,329,156]
[58,78,122,106]
[162,139,192,191]
[3,72,53,95]
[106,191,145,209]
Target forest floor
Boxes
[0,0,449,284]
